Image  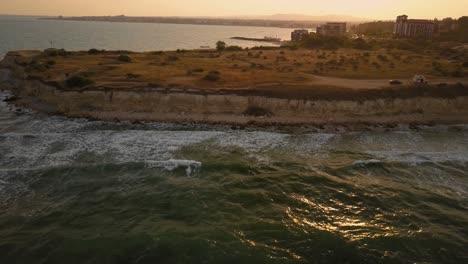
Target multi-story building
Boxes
[394,15,436,37]
[316,23,347,36]
[291,29,309,42]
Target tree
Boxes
[216,41,226,51]
[117,55,132,63]
[352,21,395,38]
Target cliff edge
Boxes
[1,50,468,126]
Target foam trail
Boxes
[146,159,202,177]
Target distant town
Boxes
[291,15,466,41]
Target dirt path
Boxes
[307,75,468,89]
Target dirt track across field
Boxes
[307,74,468,89]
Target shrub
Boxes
[463,62,468,67]
[127,73,141,79]
[216,41,226,51]
[27,61,47,72]
[204,71,221,81]
[117,55,132,63]
[451,70,464,77]
[243,106,272,117]
[372,62,381,69]
[225,45,243,51]
[187,68,204,75]
[166,55,179,62]
[353,38,371,50]
[45,48,68,57]
[377,55,388,61]
[66,76,93,88]
[88,49,102,55]
[251,46,277,51]
[46,60,56,66]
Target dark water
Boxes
[0,91,467,263]
[0,15,295,59]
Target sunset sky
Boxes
[1,0,467,19]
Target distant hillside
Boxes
[41,13,371,29]
[232,14,371,22]
[42,15,331,29]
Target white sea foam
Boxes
[146,159,202,177]
[352,159,382,166]
[213,131,289,151]
[366,151,468,165]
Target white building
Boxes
[394,15,435,38]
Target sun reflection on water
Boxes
[284,194,410,241]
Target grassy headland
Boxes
[15,43,466,94]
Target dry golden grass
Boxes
[18,48,462,90]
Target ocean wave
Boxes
[145,159,202,177]
[366,151,468,164]
[352,159,382,166]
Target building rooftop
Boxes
[407,19,435,24]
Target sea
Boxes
[0,15,294,59]
[0,15,467,264]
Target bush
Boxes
[66,76,94,88]
[377,54,388,61]
[27,61,47,72]
[225,45,243,51]
[187,68,204,75]
[117,55,132,63]
[243,106,273,117]
[45,48,68,57]
[216,41,226,51]
[204,71,221,81]
[463,62,468,67]
[372,62,381,69]
[451,70,464,77]
[127,73,141,79]
[166,55,179,62]
[88,49,102,55]
[251,46,278,50]
[46,60,56,66]
[353,38,371,50]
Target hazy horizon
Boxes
[0,0,467,20]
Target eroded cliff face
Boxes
[1,53,468,125]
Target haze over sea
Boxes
[0,15,467,264]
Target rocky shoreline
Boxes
[1,51,468,127]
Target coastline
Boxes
[39,16,321,29]
[1,50,468,127]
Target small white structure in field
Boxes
[412,75,427,84]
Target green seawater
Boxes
[0,93,467,264]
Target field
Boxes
[15,47,466,91]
